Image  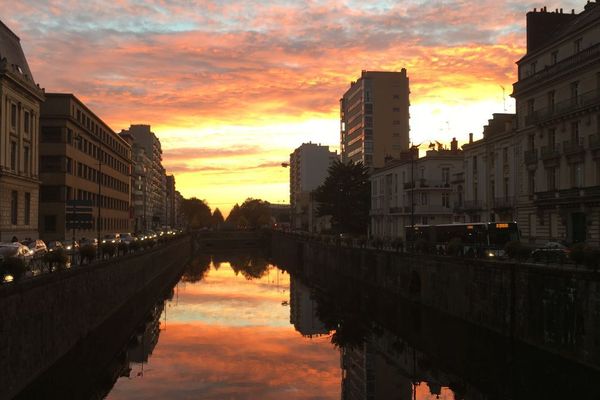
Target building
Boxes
[120,132,152,233]
[289,276,328,337]
[165,174,176,228]
[459,114,518,223]
[289,143,338,231]
[119,125,166,229]
[512,3,600,245]
[340,70,410,168]
[370,140,463,240]
[0,21,45,241]
[39,93,132,241]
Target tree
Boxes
[313,160,370,235]
[212,208,224,228]
[239,198,272,229]
[181,198,212,229]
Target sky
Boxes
[0,0,584,215]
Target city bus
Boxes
[405,222,519,257]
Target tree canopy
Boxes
[313,160,370,235]
[212,208,224,228]
[226,198,272,229]
[181,198,212,229]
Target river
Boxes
[16,250,600,399]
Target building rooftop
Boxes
[0,19,43,96]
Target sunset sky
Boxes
[0,0,584,214]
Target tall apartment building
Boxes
[289,143,338,231]
[39,94,132,241]
[459,114,518,223]
[120,131,152,233]
[165,174,176,228]
[340,70,410,168]
[119,125,166,229]
[0,21,45,241]
[370,141,463,239]
[512,3,600,245]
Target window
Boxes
[551,51,558,65]
[11,104,16,129]
[527,99,535,115]
[571,121,580,144]
[392,120,400,125]
[473,183,478,201]
[393,94,400,100]
[530,61,537,75]
[547,91,555,111]
[420,192,428,205]
[24,111,30,133]
[504,177,509,198]
[11,191,17,225]
[547,167,556,191]
[548,128,556,149]
[23,146,29,174]
[392,107,400,112]
[442,168,450,185]
[528,171,536,195]
[472,156,478,173]
[528,134,535,150]
[571,163,584,187]
[10,141,16,171]
[442,192,450,208]
[502,148,508,165]
[571,81,579,104]
[44,215,57,233]
[574,38,582,53]
[24,193,30,225]
[41,127,62,143]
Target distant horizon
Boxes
[0,0,585,214]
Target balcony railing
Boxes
[451,172,465,184]
[559,188,580,199]
[412,205,452,214]
[534,191,557,201]
[493,196,516,209]
[541,145,561,160]
[403,179,451,190]
[515,42,600,94]
[524,149,538,165]
[525,88,600,126]
[563,138,585,155]
[463,200,484,210]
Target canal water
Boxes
[17,250,600,399]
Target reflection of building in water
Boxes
[128,302,164,364]
[341,332,458,400]
[289,276,329,337]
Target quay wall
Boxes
[270,232,600,369]
[0,236,191,400]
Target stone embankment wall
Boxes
[270,233,600,369]
[0,236,191,400]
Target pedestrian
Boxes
[11,236,18,243]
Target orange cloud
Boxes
[0,0,585,212]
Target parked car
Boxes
[102,234,120,244]
[0,242,34,265]
[64,240,79,254]
[79,238,98,248]
[24,240,48,256]
[531,242,570,263]
[46,241,64,252]
[118,233,135,245]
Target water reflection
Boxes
[17,250,600,400]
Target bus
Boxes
[405,222,519,257]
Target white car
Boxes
[0,242,34,265]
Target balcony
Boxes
[463,200,484,211]
[524,149,538,165]
[541,145,561,161]
[493,196,515,210]
[451,172,464,184]
[403,179,451,190]
[590,135,600,150]
[412,205,453,214]
[563,138,585,156]
[515,42,600,95]
[559,188,581,199]
[524,88,600,127]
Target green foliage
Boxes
[446,237,463,256]
[313,160,370,235]
[1,257,27,281]
[79,244,96,264]
[181,197,212,229]
[212,208,225,228]
[226,198,272,229]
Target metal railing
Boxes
[541,145,561,160]
[525,88,600,126]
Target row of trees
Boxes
[181,197,274,230]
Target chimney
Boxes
[469,133,473,144]
[451,137,458,151]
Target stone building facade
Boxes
[0,21,45,241]
[512,3,600,246]
[39,94,132,241]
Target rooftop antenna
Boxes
[500,85,507,112]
